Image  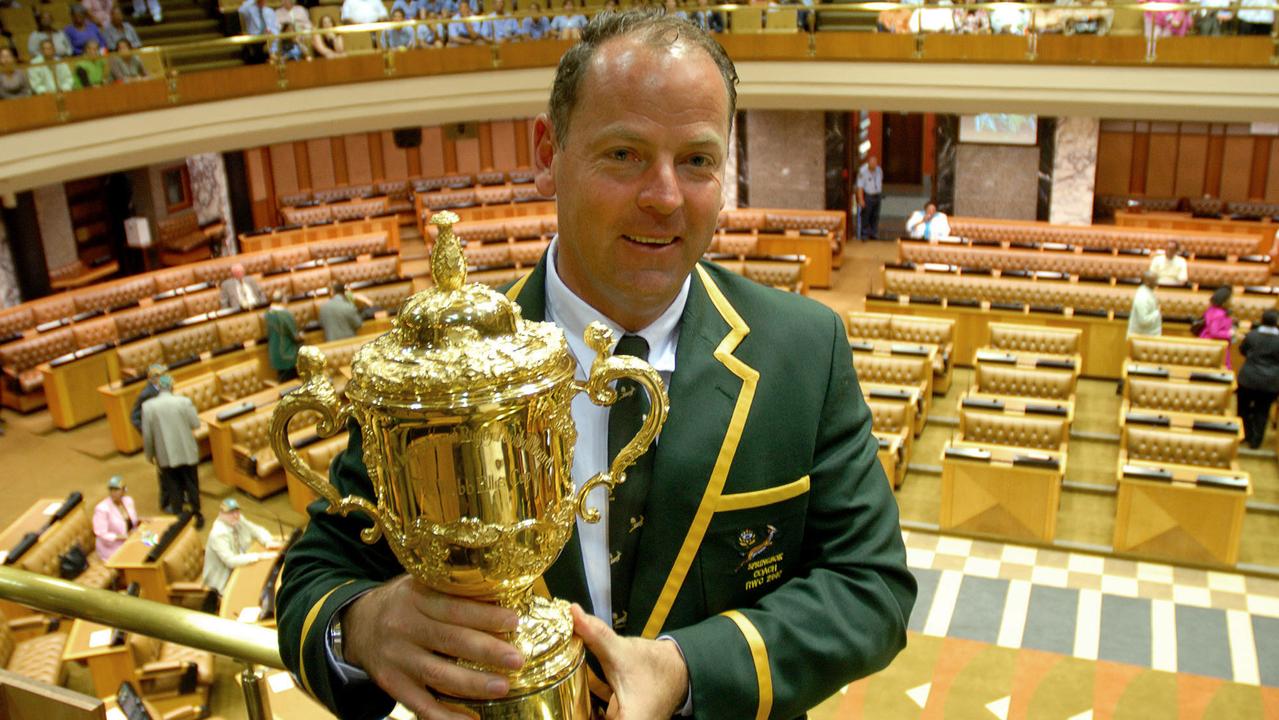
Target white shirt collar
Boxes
[543,236,688,376]
[1259,326,1279,335]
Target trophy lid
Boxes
[345,211,574,410]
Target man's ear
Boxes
[532,113,557,198]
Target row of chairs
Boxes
[946,216,1264,258]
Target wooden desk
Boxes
[41,349,120,430]
[63,618,134,700]
[1123,362,1235,389]
[755,231,832,288]
[1113,461,1250,566]
[940,440,1065,543]
[217,550,278,627]
[959,391,1075,425]
[105,518,187,603]
[0,497,66,620]
[255,669,336,719]
[1115,210,1277,256]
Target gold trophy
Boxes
[270,211,669,719]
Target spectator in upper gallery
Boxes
[905,201,951,240]
[521,0,550,38]
[219,262,267,310]
[108,38,147,81]
[1127,271,1162,337]
[28,11,74,60]
[341,0,388,24]
[1198,285,1236,367]
[953,0,990,33]
[102,6,142,51]
[1148,239,1188,285]
[28,38,77,94]
[82,0,112,29]
[131,0,162,24]
[237,0,280,65]
[0,46,31,98]
[447,0,486,45]
[73,37,107,84]
[312,14,347,56]
[691,0,723,32]
[909,0,955,33]
[92,476,139,562]
[276,0,312,32]
[663,0,688,20]
[64,5,108,55]
[1194,0,1233,34]
[550,0,586,39]
[988,1,1029,33]
[1237,309,1279,449]
[413,6,442,47]
[0,17,15,57]
[1236,0,1274,34]
[391,0,422,17]
[1141,0,1189,56]
[380,7,415,48]
[489,0,519,42]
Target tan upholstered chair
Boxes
[0,609,68,687]
[14,504,116,590]
[1125,377,1233,415]
[865,398,912,489]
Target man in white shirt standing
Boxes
[341,0,388,24]
[202,498,279,596]
[1128,271,1162,337]
[855,155,884,240]
[1148,240,1188,285]
[905,201,950,240]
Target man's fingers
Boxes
[376,669,474,720]
[408,652,513,701]
[420,616,524,670]
[416,584,520,633]
[570,603,620,667]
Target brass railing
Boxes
[0,565,282,717]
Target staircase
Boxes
[135,0,243,73]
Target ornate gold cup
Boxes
[270,211,669,719]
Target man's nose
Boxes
[637,160,682,216]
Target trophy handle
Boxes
[270,346,386,543]
[573,322,670,524]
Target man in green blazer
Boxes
[277,11,914,720]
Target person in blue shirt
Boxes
[447,0,486,44]
[520,0,550,38]
[662,0,687,19]
[415,6,443,47]
[237,0,280,62]
[488,0,519,41]
[63,5,107,55]
[380,7,416,49]
[391,0,423,17]
[549,0,586,38]
[690,0,723,31]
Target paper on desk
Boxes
[89,629,114,648]
[106,707,128,720]
[0,551,7,563]
[43,501,62,515]
[267,672,295,693]
[238,606,262,623]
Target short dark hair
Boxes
[1210,286,1232,308]
[547,9,738,148]
[332,282,346,295]
[1262,309,1278,327]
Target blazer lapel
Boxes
[504,254,594,614]
[629,263,760,638]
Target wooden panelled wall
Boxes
[1095,120,1279,203]
[242,118,536,229]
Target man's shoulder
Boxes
[697,261,839,338]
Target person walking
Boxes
[855,155,884,240]
[1128,271,1162,337]
[265,291,302,382]
[141,375,204,528]
[1237,310,1279,449]
[130,363,176,512]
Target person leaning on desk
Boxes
[202,498,282,603]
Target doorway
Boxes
[882,112,924,186]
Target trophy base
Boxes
[439,642,590,720]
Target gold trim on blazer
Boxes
[504,270,533,301]
[722,609,773,720]
[641,264,759,639]
[299,579,357,694]
[716,475,811,512]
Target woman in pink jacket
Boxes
[92,475,139,561]
[1199,286,1236,369]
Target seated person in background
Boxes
[489,0,519,42]
[1148,239,1188,285]
[72,38,106,86]
[92,476,139,562]
[318,282,364,341]
[691,0,724,32]
[988,2,1029,32]
[275,0,312,60]
[447,0,485,45]
[380,7,415,49]
[313,14,347,56]
[238,0,281,62]
[1127,271,1162,337]
[103,7,143,52]
[391,0,423,17]
[265,291,302,382]
[28,11,73,59]
[28,38,77,94]
[202,498,278,597]
[341,0,388,24]
[521,1,550,38]
[1194,0,1233,34]
[550,0,587,38]
[0,46,32,98]
[219,262,266,310]
[906,201,950,239]
[109,38,148,81]
[663,0,688,20]
[64,4,108,55]
[414,7,442,48]
[131,0,162,25]
[82,0,112,28]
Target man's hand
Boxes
[571,604,689,720]
[343,575,525,720]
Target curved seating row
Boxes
[280,196,393,226]
[278,180,415,213]
[947,216,1263,258]
[237,215,400,255]
[897,237,1271,287]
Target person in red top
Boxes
[1198,286,1236,369]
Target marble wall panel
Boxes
[1049,117,1099,225]
[955,144,1039,220]
[187,153,235,255]
[0,216,20,307]
[33,184,76,272]
[742,110,825,209]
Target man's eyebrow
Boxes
[591,126,727,153]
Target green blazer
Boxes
[265,307,300,371]
[277,256,915,720]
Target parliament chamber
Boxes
[1,2,1279,717]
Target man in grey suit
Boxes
[141,375,205,528]
[219,263,266,311]
[130,363,176,513]
[318,282,364,342]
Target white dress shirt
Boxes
[1148,251,1188,285]
[906,210,950,239]
[543,238,688,626]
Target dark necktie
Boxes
[606,334,654,633]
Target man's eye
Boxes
[688,155,716,169]
[609,149,634,162]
